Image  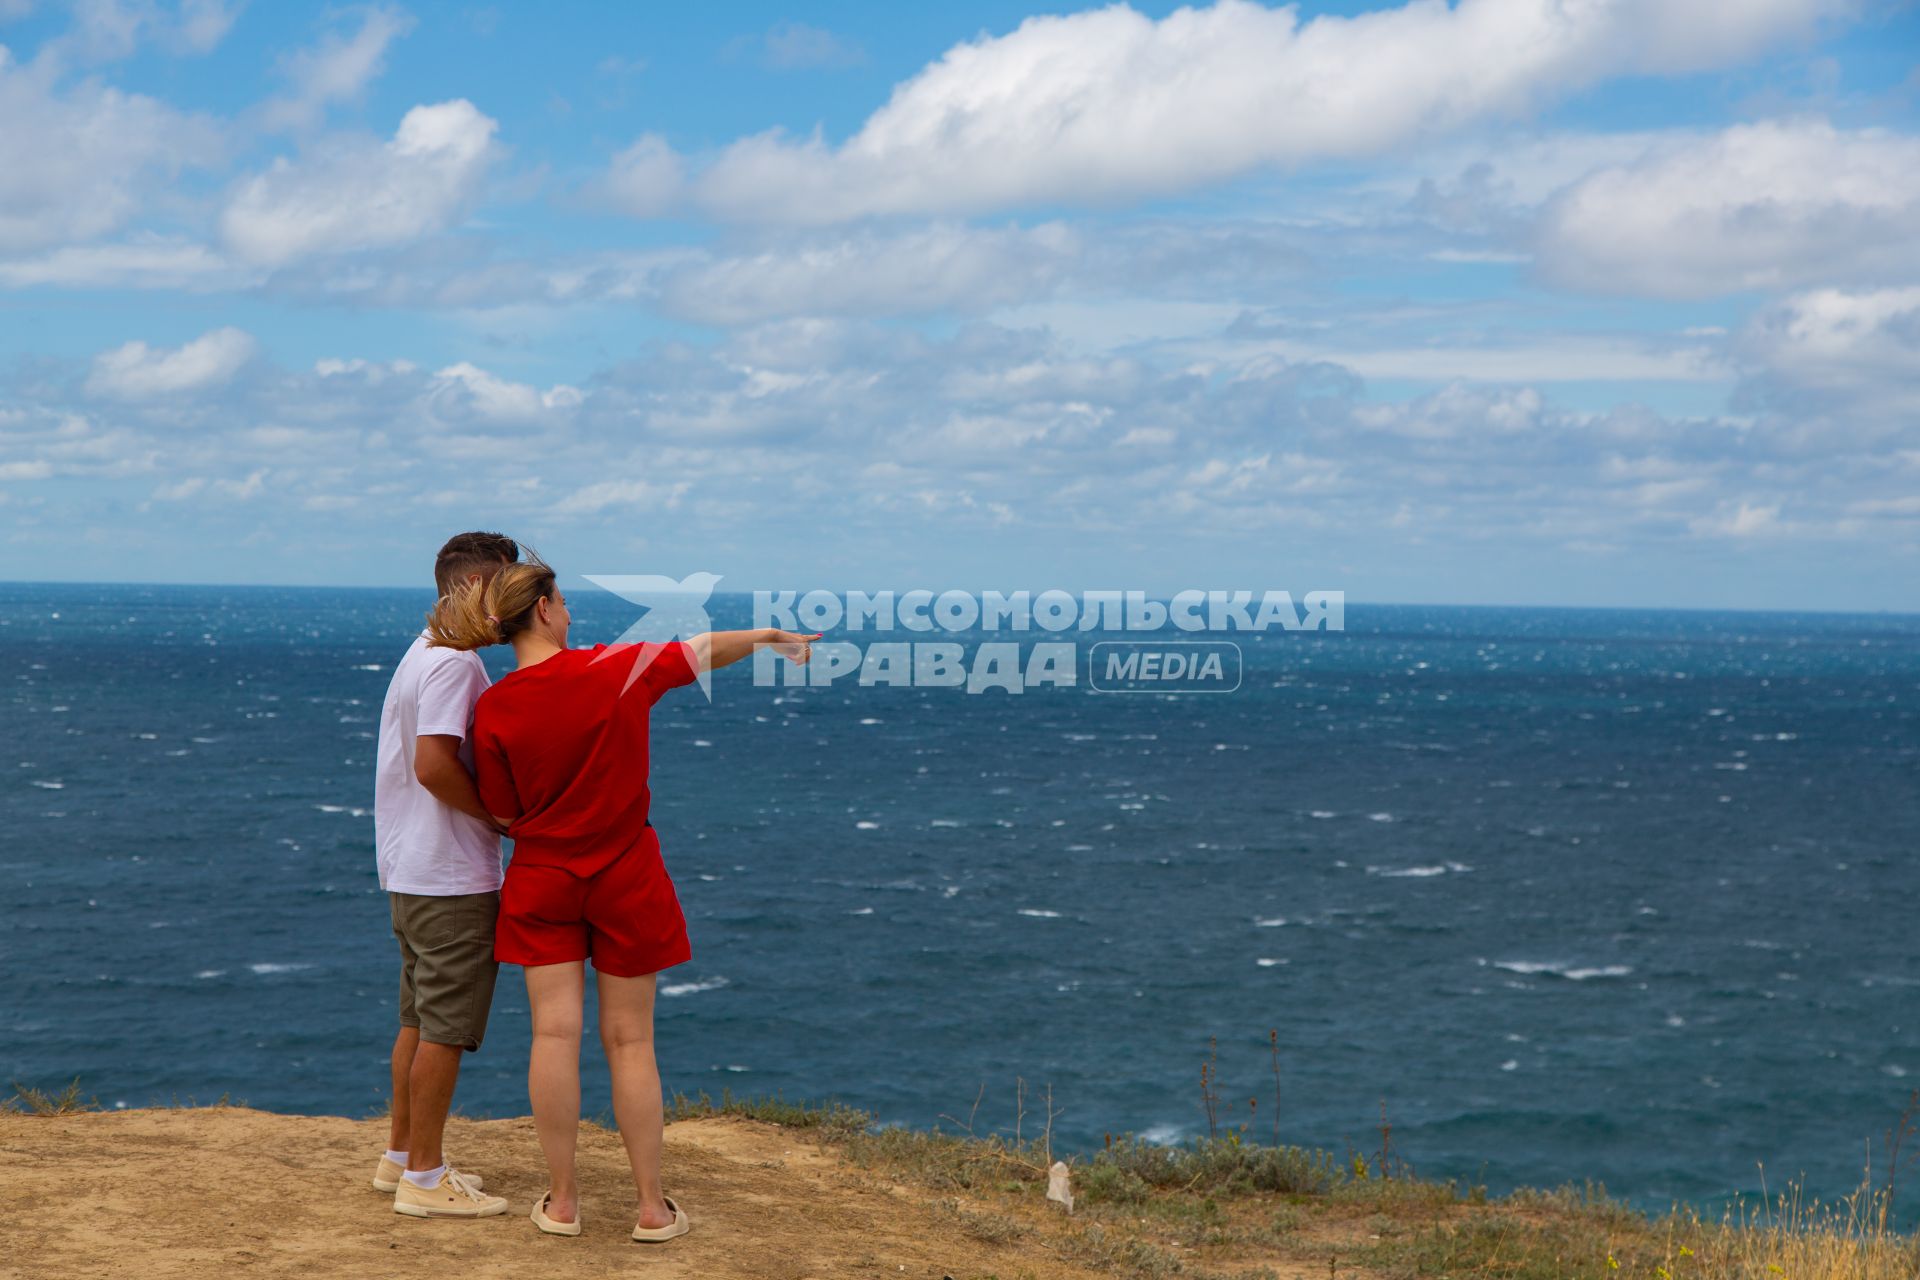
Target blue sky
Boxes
[1,0,1917,608]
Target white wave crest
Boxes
[1493,960,1632,980]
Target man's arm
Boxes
[414,735,507,833]
[685,629,820,673]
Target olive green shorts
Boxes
[390,890,500,1052]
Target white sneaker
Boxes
[393,1167,509,1219]
[373,1154,484,1193]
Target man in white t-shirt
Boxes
[369,531,516,1219]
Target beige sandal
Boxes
[631,1194,690,1243]
[530,1190,582,1237]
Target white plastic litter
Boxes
[1046,1160,1074,1213]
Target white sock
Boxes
[383,1150,408,1166]
[403,1165,446,1189]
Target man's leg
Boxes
[406,1040,465,1172]
[394,890,500,1176]
[387,1025,420,1153]
[386,892,423,1162]
[391,1031,507,1217]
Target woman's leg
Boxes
[525,961,586,1223]
[596,969,676,1230]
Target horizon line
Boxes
[1,578,1914,620]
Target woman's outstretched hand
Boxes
[766,630,822,664]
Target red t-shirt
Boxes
[473,641,699,875]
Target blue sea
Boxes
[4,581,1917,1219]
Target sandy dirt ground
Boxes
[0,1106,1142,1280]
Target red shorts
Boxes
[495,833,692,978]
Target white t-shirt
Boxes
[373,634,504,896]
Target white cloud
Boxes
[48,0,242,61]
[151,468,267,501]
[759,21,865,70]
[1184,329,1727,385]
[1736,286,1920,422]
[719,21,865,72]
[315,356,416,379]
[429,362,581,424]
[1746,286,1920,388]
[87,326,257,398]
[1690,501,1782,538]
[658,222,1081,324]
[1535,119,1920,297]
[0,46,223,251]
[1354,384,1545,439]
[174,214,1320,319]
[596,133,684,218]
[174,0,243,55]
[259,6,414,131]
[152,475,205,500]
[0,406,159,480]
[1388,130,1692,217]
[688,0,1845,223]
[6,319,1918,593]
[58,0,149,60]
[220,99,498,266]
[562,478,691,514]
[0,237,244,289]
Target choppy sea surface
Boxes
[4,581,1917,1218]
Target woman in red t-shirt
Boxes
[427,555,816,1242]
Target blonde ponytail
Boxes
[426,553,556,650]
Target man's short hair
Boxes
[433,531,519,596]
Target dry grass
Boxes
[666,1085,871,1139]
[661,1086,1919,1280]
[6,1078,94,1115]
[1645,1180,1919,1280]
